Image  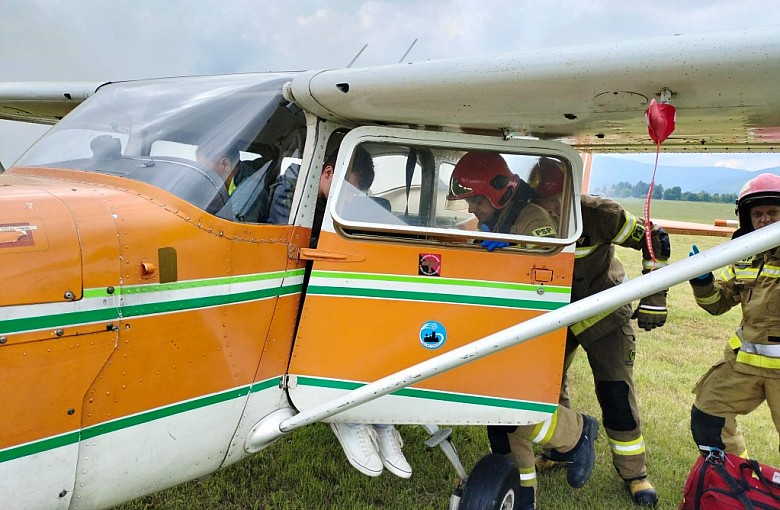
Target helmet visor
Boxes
[447,177,475,201]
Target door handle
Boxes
[297,247,365,263]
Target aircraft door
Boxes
[288,127,583,426]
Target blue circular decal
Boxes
[420,321,446,349]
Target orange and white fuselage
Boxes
[0,74,577,510]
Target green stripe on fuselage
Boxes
[295,376,557,414]
[0,378,280,464]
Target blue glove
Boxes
[689,245,713,282]
[482,239,511,251]
[480,224,510,251]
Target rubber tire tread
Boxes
[460,453,522,510]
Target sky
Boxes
[2,0,780,170]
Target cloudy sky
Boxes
[2,0,779,169]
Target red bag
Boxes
[680,449,780,509]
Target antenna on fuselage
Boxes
[398,38,418,63]
[347,44,368,68]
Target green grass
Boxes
[118,200,777,510]
[615,197,736,224]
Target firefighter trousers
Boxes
[558,325,648,480]
[692,344,780,456]
[490,405,584,489]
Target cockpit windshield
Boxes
[16,73,307,222]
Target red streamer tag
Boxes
[645,98,676,144]
[644,99,676,265]
[644,148,659,266]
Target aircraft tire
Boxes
[459,453,522,510]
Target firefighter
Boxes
[448,151,599,510]
[689,173,780,459]
[447,151,558,241]
[491,157,670,507]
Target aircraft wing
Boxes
[4,27,780,149]
[286,26,780,152]
[0,82,104,124]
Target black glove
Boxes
[632,291,667,331]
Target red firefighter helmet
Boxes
[447,151,519,209]
[528,157,565,198]
[736,173,780,231]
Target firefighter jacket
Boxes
[570,194,671,345]
[494,200,557,238]
[690,245,780,378]
[490,183,558,238]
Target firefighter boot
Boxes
[626,477,658,507]
[548,414,599,488]
[518,486,535,510]
[535,450,564,472]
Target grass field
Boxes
[119,199,777,510]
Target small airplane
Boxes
[2,26,780,510]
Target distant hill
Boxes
[589,157,780,195]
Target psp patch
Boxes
[420,320,446,349]
[532,226,555,237]
[419,253,441,276]
[629,224,645,242]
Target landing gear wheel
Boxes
[459,453,523,510]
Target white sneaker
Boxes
[330,423,383,477]
[374,425,412,478]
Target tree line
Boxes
[590,180,738,203]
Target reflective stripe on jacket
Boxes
[570,195,668,344]
[692,247,780,377]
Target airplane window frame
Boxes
[329,127,583,247]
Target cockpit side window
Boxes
[331,141,578,252]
